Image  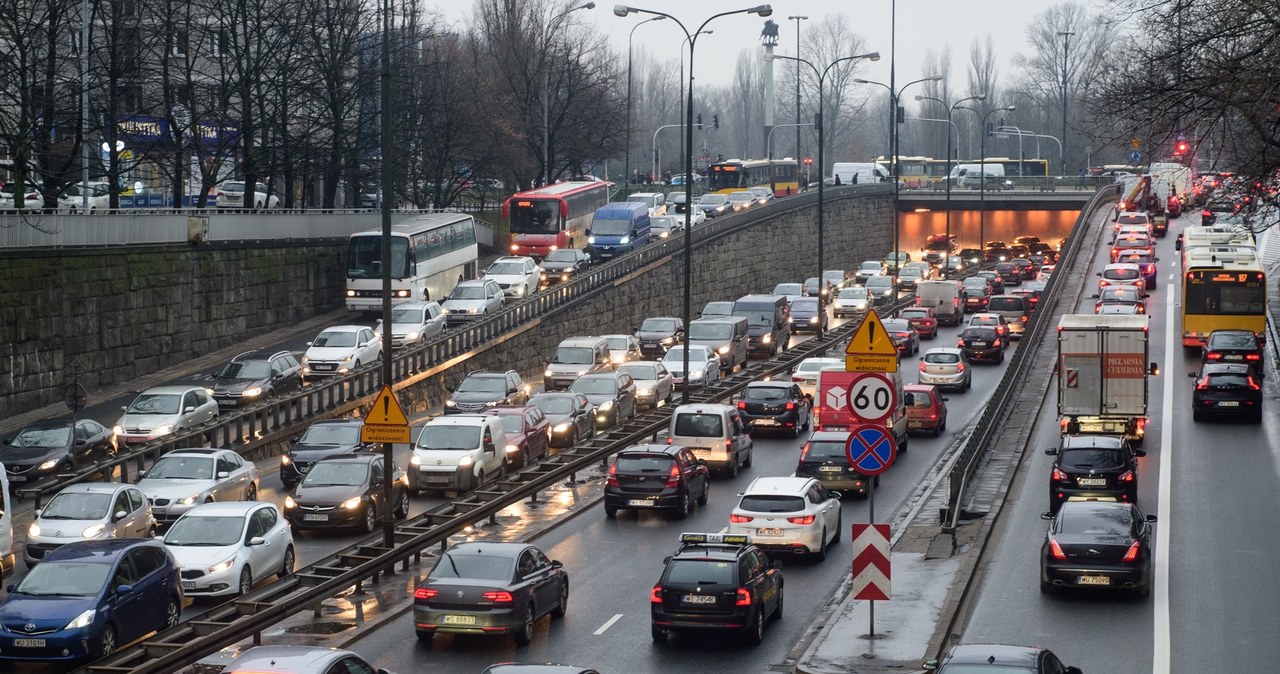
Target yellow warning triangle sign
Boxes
[846,309,899,357]
[364,385,410,426]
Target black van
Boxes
[732,294,791,359]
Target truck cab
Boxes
[814,369,910,454]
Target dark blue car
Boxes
[0,539,182,661]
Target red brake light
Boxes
[785,401,796,410]
[956,363,965,372]
[1206,352,1222,360]
[1249,377,1261,391]
[792,376,804,382]
[1119,469,1135,482]
[665,463,681,487]
[1048,537,1067,560]
[735,588,752,606]
[1051,467,1066,481]
[1021,315,1028,323]
[729,513,754,523]
[1246,353,1261,361]
[1121,541,1141,563]
[607,462,619,487]
[1196,378,1209,390]
[483,591,515,603]
[919,362,928,372]
[651,585,663,603]
[787,515,815,525]
[799,442,811,460]
[957,339,964,347]
[414,587,438,600]
[992,339,1002,347]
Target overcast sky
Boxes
[433,0,1084,90]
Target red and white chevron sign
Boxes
[851,523,891,601]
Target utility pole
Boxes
[788,16,807,163]
[1057,31,1074,176]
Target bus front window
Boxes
[510,201,560,234]
[347,236,410,279]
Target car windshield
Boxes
[900,269,922,278]
[882,319,911,332]
[738,494,805,513]
[901,310,929,320]
[795,359,839,374]
[867,277,893,289]
[41,491,112,520]
[824,271,844,283]
[729,192,753,202]
[1102,289,1141,302]
[963,328,999,341]
[570,378,618,396]
[804,440,846,460]
[860,262,881,271]
[222,182,246,192]
[457,376,506,393]
[1061,448,1124,470]
[732,309,774,327]
[792,298,819,312]
[665,559,734,585]
[312,331,357,348]
[218,360,271,379]
[147,456,214,480]
[925,352,961,364]
[688,323,733,340]
[299,424,360,446]
[530,396,575,415]
[616,454,674,472]
[907,392,932,408]
[838,288,868,299]
[673,413,723,437]
[605,336,631,351]
[1209,332,1257,349]
[698,195,727,205]
[1105,269,1140,281]
[553,347,596,365]
[1058,509,1131,536]
[496,415,525,434]
[486,262,527,276]
[544,250,578,263]
[301,462,366,487]
[702,303,732,315]
[16,562,111,596]
[448,285,488,300]
[8,423,70,448]
[651,216,678,230]
[390,307,424,323]
[1206,372,1251,387]
[164,515,246,546]
[618,364,658,380]
[126,393,181,415]
[591,218,632,236]
[640,318,678,332]
[987,298,1024,311]
[663,347,709,364]
[772,284,801,295]
[417,425,480,450]
[744,386,789,401]
[431,552,514,581]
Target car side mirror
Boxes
[306,341,314,347]
[217,471,230,479]
[903,392,915,406]
[941,397,950,402]
[1066,668,1082,674]
[1040,512,1054,520]
[584,228,591,235]
[1044,447,1059,455]
[1146,514,1158,523]
[922,659,939,671]
[116,584,135,594]
[1090,294,1099,299]
[248,536,266,546]
[697,458,707,466]
[1187,372,1198,378]
[1154,257,1160,262]
[1134,448,1147,457]
[137,470,147,478]
[113,510,128,522]
[828,491,842,500]
[4,585,14,594]
[550,560,564,569]
[1148,362,1160,376]
[184,406,196,413]
[771,559,783,569]
[76,438,88,446]
[33,509,41,519]
[662,555,672,565]
[1094,272,1101,277]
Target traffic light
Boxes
[696,113,703,129]
[713,114,719,129]
[1174,141,1189,155]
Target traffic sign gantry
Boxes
[845,423,897,476]
[845,373,897,424]
[845,309,898,373]
[361,386,411,444]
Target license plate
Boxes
[426,476,450,484]
[1076,478,1107,487]
[628,499,654,507]
[218,399,238,407]
[303,513,329,522]
[153,507,166,515]
[182,581,196,590]
[682,594,717,604]
[442,614,477,625]
[1218,401,1240,407]
[1077,575,1111,586]
[971,342,987,347]
[691,448,710,456]
[7,475,24,482]
[12,639,45,648]
[753,419,778,426]
[313,364,335,371]
[125,435,147,443]
[1225,355,1243,361]
[757,528,784,537]
[819,466,843,473]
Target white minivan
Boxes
[949,163,1007,189]
[667,404,753,478]
[831,162,890,186]
[408,414,507,493]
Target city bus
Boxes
[345,213,479,312]
[503,180,610,258]
[707,158,800,197]
[980,157,1050,177]
[1178,226,1254,269]
[1181,247,1267,348]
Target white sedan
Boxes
[790,357,842,398]
[661,345,722,390]
[161,501,294,597]
[727,476,842,561]
[302,325,382,378]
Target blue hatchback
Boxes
[0,539,182,662]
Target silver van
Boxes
[685,317,748,374]
[985,294,1030,338]
[667,404,754,478]
[544,336,612,391]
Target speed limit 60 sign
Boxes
[845,373,897,423]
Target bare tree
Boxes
[798,14,875,173]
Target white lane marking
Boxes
[1154,269,1174,673]
[718,526,728,534]
[594,613,623,635]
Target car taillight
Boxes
[992,339,1002,347]
[1246,353,1261,361]
[730,514,754,523]
[725,438,732,447]
[1206,352,1222,360]
[785,401,795,410]
[1196,378,1209,390]
[792,376,804,382]
[956,363,965,372]
[737,401,746,409]
[665,463,681,488]
[1249,377,1261,391]
[1119,470,1135,482]
[1048,537,1067,560]
[1051,467,1066,481]
[1021,315,1028,323]
[919,362,928,372]
[787,515,815,525]
[799,442,810,460]
[651,585,663,603]
[414,587,438,600]
[1121,541,1141,563]
[958,339,965,347]
[735,588,752,606]
[483,591,515,603]
[607,463,619,487]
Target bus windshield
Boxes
[347,235,410,279]
[1185,272,1265,314]
[509,200,560,234]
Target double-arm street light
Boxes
[787,15,807,164]
[854,75,943,286]
[625,16,665,188]
[615,3,774,403]
[768,51,881,324]
[542,1,596,187]
[916,93,985,278]
[956,104,1016,258]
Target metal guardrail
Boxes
[77,296,886,674]
[941,183,1120,532]
[19,186,895,506]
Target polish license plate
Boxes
[628,499,654,507]
[752,419,777,426]
[153,507,166,515]
[7,475,24,482]
[1076,477,1107,487]
[181,581,196,591]
[125,435,147,443]
[218,399,238,407]
[757,528,784,537]
[303,513,329,522]
[442,614,477,625]
[819,466,843,473]
[313,364,336,371]
[1077,575,1110,586]
[1224,355,1243,360]
[682,594,717,604]
[1218,401,1240,407]
[691,448,710,457]
[971,341,987,347]
[12,639,45,648]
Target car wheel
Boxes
[727,455,739,478]
[604,505,618,519]
[551,581,569,618]
[674,491,691,520]
[394,490,410,519]
[164,595,180,628]
[773,585,784,620]
[362,505,376,533]
[416,629,435,642]
[1192,409,1203,422]
[744,604,765,645]
[245,482,257,501]
[697,479,710,506]
[652,624,667,642]
[238,567,254,596]
[279,546,296,579]
[98,625,117,657]
[743,448,753,468]
[791,422,801,439]
[832,513,843,544]
[513,604,536,646]
[1040,580,1054,595]
[813,529,828,562]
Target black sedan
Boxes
[528,392,595,448]
[787,297,828,334]
[538,249,591,286]
[604,444,710,519]
[957,326,1005,364]
[279,420,370,489]
[925,643,1082,673]
[796,430,875,497]
[737,382,812,438]
[569,372,637,430]
[413,542,568,645]
[283,454,409,534]
[1202,329,1264,379]
[1190,363,1263,422]
[1,419,115,486]
[210,350,303,408]
[1045,434,1145,513]
[1040,501,1156,596]
[882,318,919,356]
[635,317,684,359]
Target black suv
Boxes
[1202,329,1264,379]
[604,444,710,519]
[958,326,1005,364]
[651,533,784,645]
[211,350,304,408]
[994,262,1022,287]
[737,382,812,438]
[635,317,684,359]
[1045,434,1145,513]
[796,430,875,497]
[281,419,370,488]
[445,370,529,414]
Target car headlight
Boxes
[177,495,199,506]
[38,459,59,470]
[340,354,353,362]
[410,454,422,465]
[28,523,40,537]
[341,497,362,510]
[762,334,771,344]
[405,331,420,341]
[544,369,554,377]
[458,455,475,467]
[810,316,819,323]
[64,609,96,630]
[505,444,520,454]
[152,424,173,436]
[561,273,570,282]
[636,385,654,396]
[661,337,674,345]
[588,236,596,244]
[599,400,614,411]
[483,400,498,407]
[205,387,216,396]
[242,387,263,398]
[578,369,588,376]
[280,455,292,465]
[82,523,106,539]
[113,425,123,436]
[300,355,309,364]
[553,423,571,433]
[445,400,457,407]
[660,231,669,239]
[717,345,729,354]
[620,236,630,245]
[208,559,235,574]
[690,368,705,381]
[284,496,297,509]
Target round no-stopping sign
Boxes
[845,373,897,423]
[845,424,897,476]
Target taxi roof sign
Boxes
[364,385,409,426]
[680,532,752,546]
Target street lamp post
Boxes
[768,51,880,325]
[916,93,985,279]
[542,2,596,187]
[678,30,712,181]
[625,16,665,189]
[1057,31,1074,176]
[957,104,1016,259]
[615,3,774,404]
[787,15,807,166]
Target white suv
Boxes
[483,256,540,300]
[408,415,506,493]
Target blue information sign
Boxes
[1129,150,1142,164]
[845,423,897,476]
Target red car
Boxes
[489,405,550,469]
[1110,235,1154,263]
[905,384,948,436]
[1167,195,1182,218]
[899,307,939,340]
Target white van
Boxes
[949,163,1006,189]
[831,162,890,186]
[627,192,668,217]
[0,466,11,579]
[667,404,753,477]
[916,280,964,326]
[408,415,507,493]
